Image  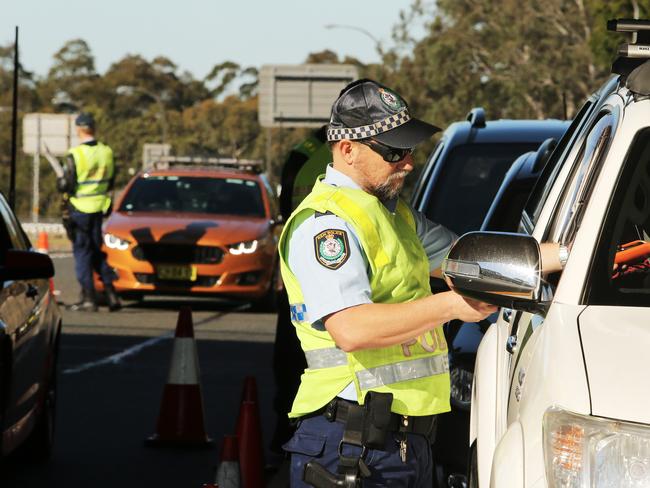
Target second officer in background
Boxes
[58,112,121,312]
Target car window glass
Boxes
[588,128,650,306]
[424,143,540,235]
[120,176,266,218]
[525,100,594,227]
[546,110,618,248]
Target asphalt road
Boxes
[1,256,281,487]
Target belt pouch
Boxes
[362,391,393,449]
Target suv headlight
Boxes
[544,407,650,487]
[104,233,130,251]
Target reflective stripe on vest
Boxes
[356,355,449,390]
[305,348,449,387]
[304,347,348,369]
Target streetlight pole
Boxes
[115,85,168,144]
[324,24,383,56]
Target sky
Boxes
[4,0,422,79]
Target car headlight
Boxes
[229,240,258,255]
[449,365,473,410]
[544,406,650,487]
[104,233,131,251]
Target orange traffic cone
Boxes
[215,435,241,488]
[36,231,49,254]
[240,376,258,404]
[236,400,264,488]
[146,306,212,447]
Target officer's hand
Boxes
[447,292,497,323]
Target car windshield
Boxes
[424,143,540,235]
[119,175,266,217]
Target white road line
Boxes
[62,332,173,374]
[61,304,248,374]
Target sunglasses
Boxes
[358,138,414,163]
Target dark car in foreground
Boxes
[411,108,569,487]
[0,192,61,463]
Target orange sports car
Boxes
[95,160,281,307]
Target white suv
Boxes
[443,20,650,488]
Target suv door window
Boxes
[545,110,619,248]
[524,100,594,229]
[588,127,650,306]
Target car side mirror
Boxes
[1,250,55,281]
[442,232,548,315]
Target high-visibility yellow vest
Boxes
[290,138,331,211]
[278,177,450,418]
[68,143,114,214]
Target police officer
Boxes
[278,80,497,486]
[59,113,121,312]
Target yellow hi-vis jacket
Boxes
[278,177,450,418]
[68,143,114,214]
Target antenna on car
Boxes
[151,156,264,173]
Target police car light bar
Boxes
[152,156,264,172]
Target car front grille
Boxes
[132,244,224,264]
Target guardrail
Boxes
[22,222,66,235]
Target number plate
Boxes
[156,265,197,281]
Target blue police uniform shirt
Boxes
[287,164,457,400]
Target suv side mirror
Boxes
[1,250,55,281]
[442,232,548,315]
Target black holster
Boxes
[61,197,75,241]
[302,392,393,488]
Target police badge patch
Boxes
[378,87,405,111]
[314,229,350,270]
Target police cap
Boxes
[327,79,440,149]
[75,112,96,130]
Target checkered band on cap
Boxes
[327,109,411,141]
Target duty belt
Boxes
[322,398,437,440]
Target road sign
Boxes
[258,64,358,128]
[22,113,80,156]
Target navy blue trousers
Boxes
[284,414,433,487]
[70,210,114,291]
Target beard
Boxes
[369,170,409,201]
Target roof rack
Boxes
[149,156,265,173]
[609,19,650,79]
